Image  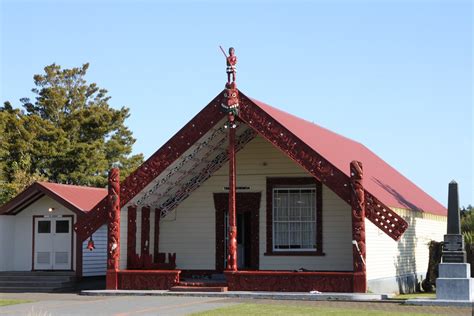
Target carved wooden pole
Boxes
[153,208,161,263]
[127,205,137,269]
[227,113,238,271]
[106,168,120,290]
[350,161,367,293]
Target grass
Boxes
[0,299,31,307]
[191,303,434,316]
[392,293,436,300]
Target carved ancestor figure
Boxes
[350,161,366,273]
[107,168,121,271]
[224,47,237,83]
[222,82,239,115]
[227,226,237,271]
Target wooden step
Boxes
[169,285,228,292]
[178,281,227,287]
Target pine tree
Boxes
[0,63,143,205]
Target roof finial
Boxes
[220,46,239,117]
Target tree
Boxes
[0,63,143,205]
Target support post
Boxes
[226,114,238,271]
[350,161,367,293]
[141,206,151,256]
[154,208,161,263]
[127,205,137,269]
[106,168,120,290]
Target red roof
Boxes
[38,182,107,212]
[0,182,107,215]
[252,98,446,216]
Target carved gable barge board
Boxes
[74,91,227,240]
[237,92,408,241]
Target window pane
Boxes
[273,187,317,251]
[56,220,69,233]
[38,221,51,233]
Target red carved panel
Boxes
[266,178,323,256]
[350,161,366,293]
[238,93,408,241]
[117,270,181,290]
[127,206,137,269]
[153,208,160,263]
[141,206,150,256]
[365,192,408,241]
[75,92,227,239]
[214,193,261,272]
[225,271,354,292]
[106,168,120,290]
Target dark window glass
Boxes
[38,221,51,233]
[55,220,69,233]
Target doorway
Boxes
[214,193,261,272]
[33,216,73,270]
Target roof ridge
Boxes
[38,181,107,191]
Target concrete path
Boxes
[0,293,233,316]
[0,292,472,316]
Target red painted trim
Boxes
[153,208,160,263]
[141,206,150,256]
[74,92,227,240]
[265,177,323,256]
[225,270,354,292]
[238,93,408,241]
[127,206,137,269]
[117,270,181,290]
[227,119,237,271]
[214,193,261,272]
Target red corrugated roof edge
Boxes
[251,98,446,216]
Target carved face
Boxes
[224,88,239,109]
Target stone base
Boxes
[436,278,474,301]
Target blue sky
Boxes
[1,0,472,207]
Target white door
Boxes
[34,217,72,270]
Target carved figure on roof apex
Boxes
[226,47,237,83]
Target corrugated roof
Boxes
[252,98,446,216]
[38,182,107,212]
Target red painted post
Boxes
[153,208,161,263]
[350,161,367,292]
[141,206,151,256]
[227,113,238,271]
[106,168,120,290]
[127,205,137,269]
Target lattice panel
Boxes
[365,192,408,241]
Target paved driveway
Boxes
[0,293,234,316]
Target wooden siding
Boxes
[82,224,107,276]
[366,208,447,281]
[121,135,354,271]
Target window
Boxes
[273,188,316,251]
[55,220,70,233]
[266,178,323,256]
[38,221,51,234]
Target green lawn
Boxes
[392,293,436,300]
[192,303,434,316]
[0,299,31,307]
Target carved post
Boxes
[227,113,238,271]
[106,168,120,290]
[127,205,137,269]
[141,206,150,256]
[154,208,161,263]
[350,161,367,293]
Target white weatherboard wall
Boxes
[0,215,15,270]
[121,135,353,271]
[366,208,447,291]
[82,224,107,276]
[9,196,77,271]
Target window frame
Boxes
[265,177,324,256]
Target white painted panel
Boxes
[12,196,76,271]
[0,215,15,270]
[122,135,354,271]
[82,224,107,276]
[366,208,447,281]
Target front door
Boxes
[214,192,261,272]
[34,217,72,270]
